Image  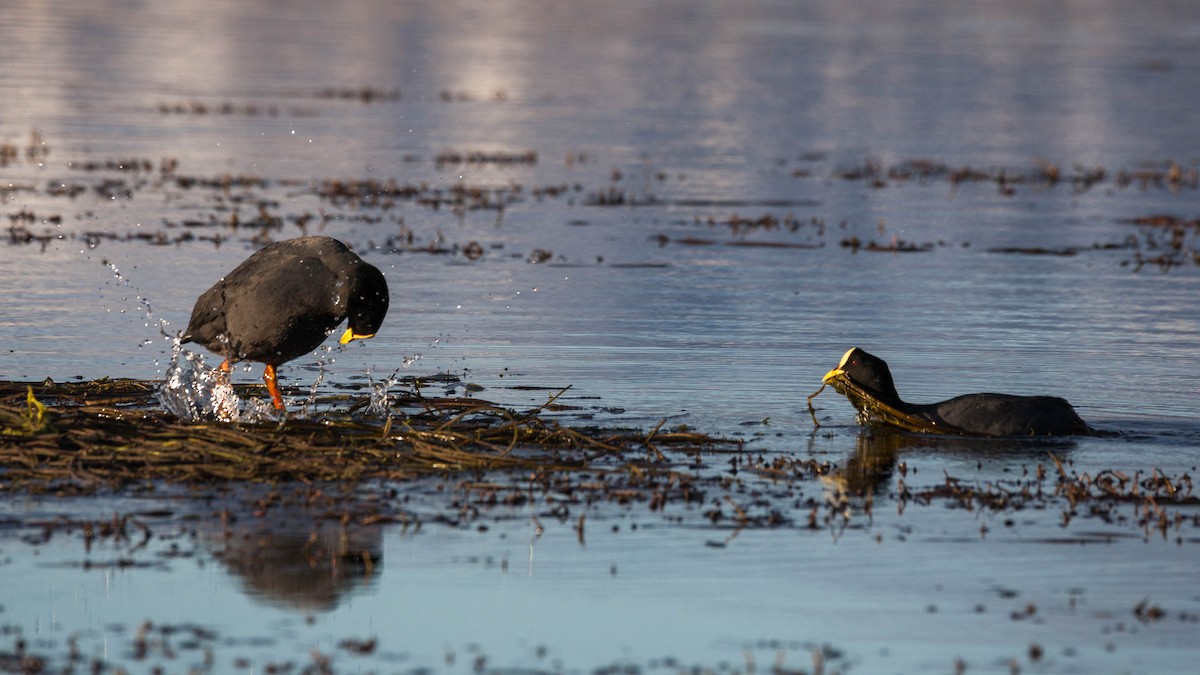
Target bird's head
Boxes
[822,347,901,404]
[340,263,390,344]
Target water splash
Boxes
[363,353,423,419]
[366,368,402,418]
[99,259,169,367]
[296,349,334,419]
[158,335,278,423]
[102,260,155,323]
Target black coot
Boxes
[182,236,389,410]
[822,347,1090,436]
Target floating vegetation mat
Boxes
[0,378,738,495]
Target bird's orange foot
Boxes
[263,364,286,411]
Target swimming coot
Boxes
[182,236,389,410]
[821,347,1090,436]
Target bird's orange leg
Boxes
[262,364,286,410]
[216,358,232,384]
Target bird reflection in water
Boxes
[823,426,1081,516]
[830,427,905,499]
[199,505,384,612]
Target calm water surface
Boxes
[2,0,1200,672]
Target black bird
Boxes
[182,236,389,410]
[821,347,1090,436]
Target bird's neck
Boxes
[865,385,906,410]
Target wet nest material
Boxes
[0,379,737,494]
[809,373,955,434]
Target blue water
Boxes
[2,0,1200,672]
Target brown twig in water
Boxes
[806,383,826,428]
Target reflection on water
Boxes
[199,506,383,613]
[832,427,903,498]
[830,426,1086,500]
[2,0,1200,672]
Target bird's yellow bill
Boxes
[339,328,376,344]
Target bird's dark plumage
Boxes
[821,347,1090,437]
[181,236,389,409]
